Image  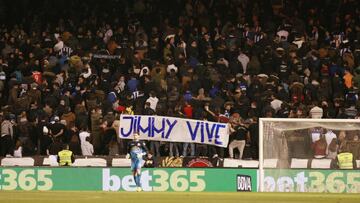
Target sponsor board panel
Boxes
[0,167,257,192]
[264,169,360,193]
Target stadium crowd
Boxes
[0,0,360,160]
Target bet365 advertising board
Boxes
[263,169,360,193]
[0,168,359,193]
[0,167,256,192]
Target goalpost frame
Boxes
[258,118,360,192]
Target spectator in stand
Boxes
[101,120,117,155]
[327,138,338,159]
[229,119,250,159]
[48,116,65,142]
[146,91,159,111]
[312,134,328,158]
[14,140,23,157]
[81,136,94,156]
[248,116,259,159]
[108,136,120,156]
[1,114,15,156]
[68,125,81,155]
[168,105,183,157]
[142,101,161,157]
[144,152,155,168]
[47,137,63,156]
[142,102,155,115]
[182,101,195,157]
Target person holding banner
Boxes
[228,119,250,159]
[126,132,148,192]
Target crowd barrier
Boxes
[1,156,359,168]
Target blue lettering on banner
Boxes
[133,116,138,133]
[138,116,151,137]
[120,116,134,137]
[205,123,216,142]
[200,122,205,143]
[186,121,200,141]
[165,119,177,139]
[149,117,154,137]
[120,115,228,147]
[152,117,165,138]
[122,116,179,139]
[186,121,225,145]
[214,124,226,145]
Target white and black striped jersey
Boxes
[339,47,351,56]
[131,91,144,100]
[254,33,264,43]
[59,46,73,56]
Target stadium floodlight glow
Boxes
[259,118,360,192]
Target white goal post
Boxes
[259,118,360,192]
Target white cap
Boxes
[310,106,323,119]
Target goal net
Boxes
[259,118,360,192]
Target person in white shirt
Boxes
[79,130,90,143]
[310,127,323,143]
[146,91,159,111]
[237,51,249,74]
[270,94,283,113]
[79,129,93,156]
[81,136,94,156]
[53,35,64,52]
[324,130,337,154]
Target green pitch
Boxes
[0,191,359,203]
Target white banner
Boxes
[119,115,229,148]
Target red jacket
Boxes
[183,105,193,118]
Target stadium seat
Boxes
[290,158,309,168]
[72,158,107,167]
[111,158,131,167]
[223,158,259,168]
[1,157,35,166]
[43,155,59,166]
[263,159,278,168]
[310,159,332,169]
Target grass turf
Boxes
[0,191,359,203]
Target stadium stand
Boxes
[0,0,359,167]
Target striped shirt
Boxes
[59,46,73,56]
[254,33,264,43]
[131,91,144,100]
[339,48,351,56]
